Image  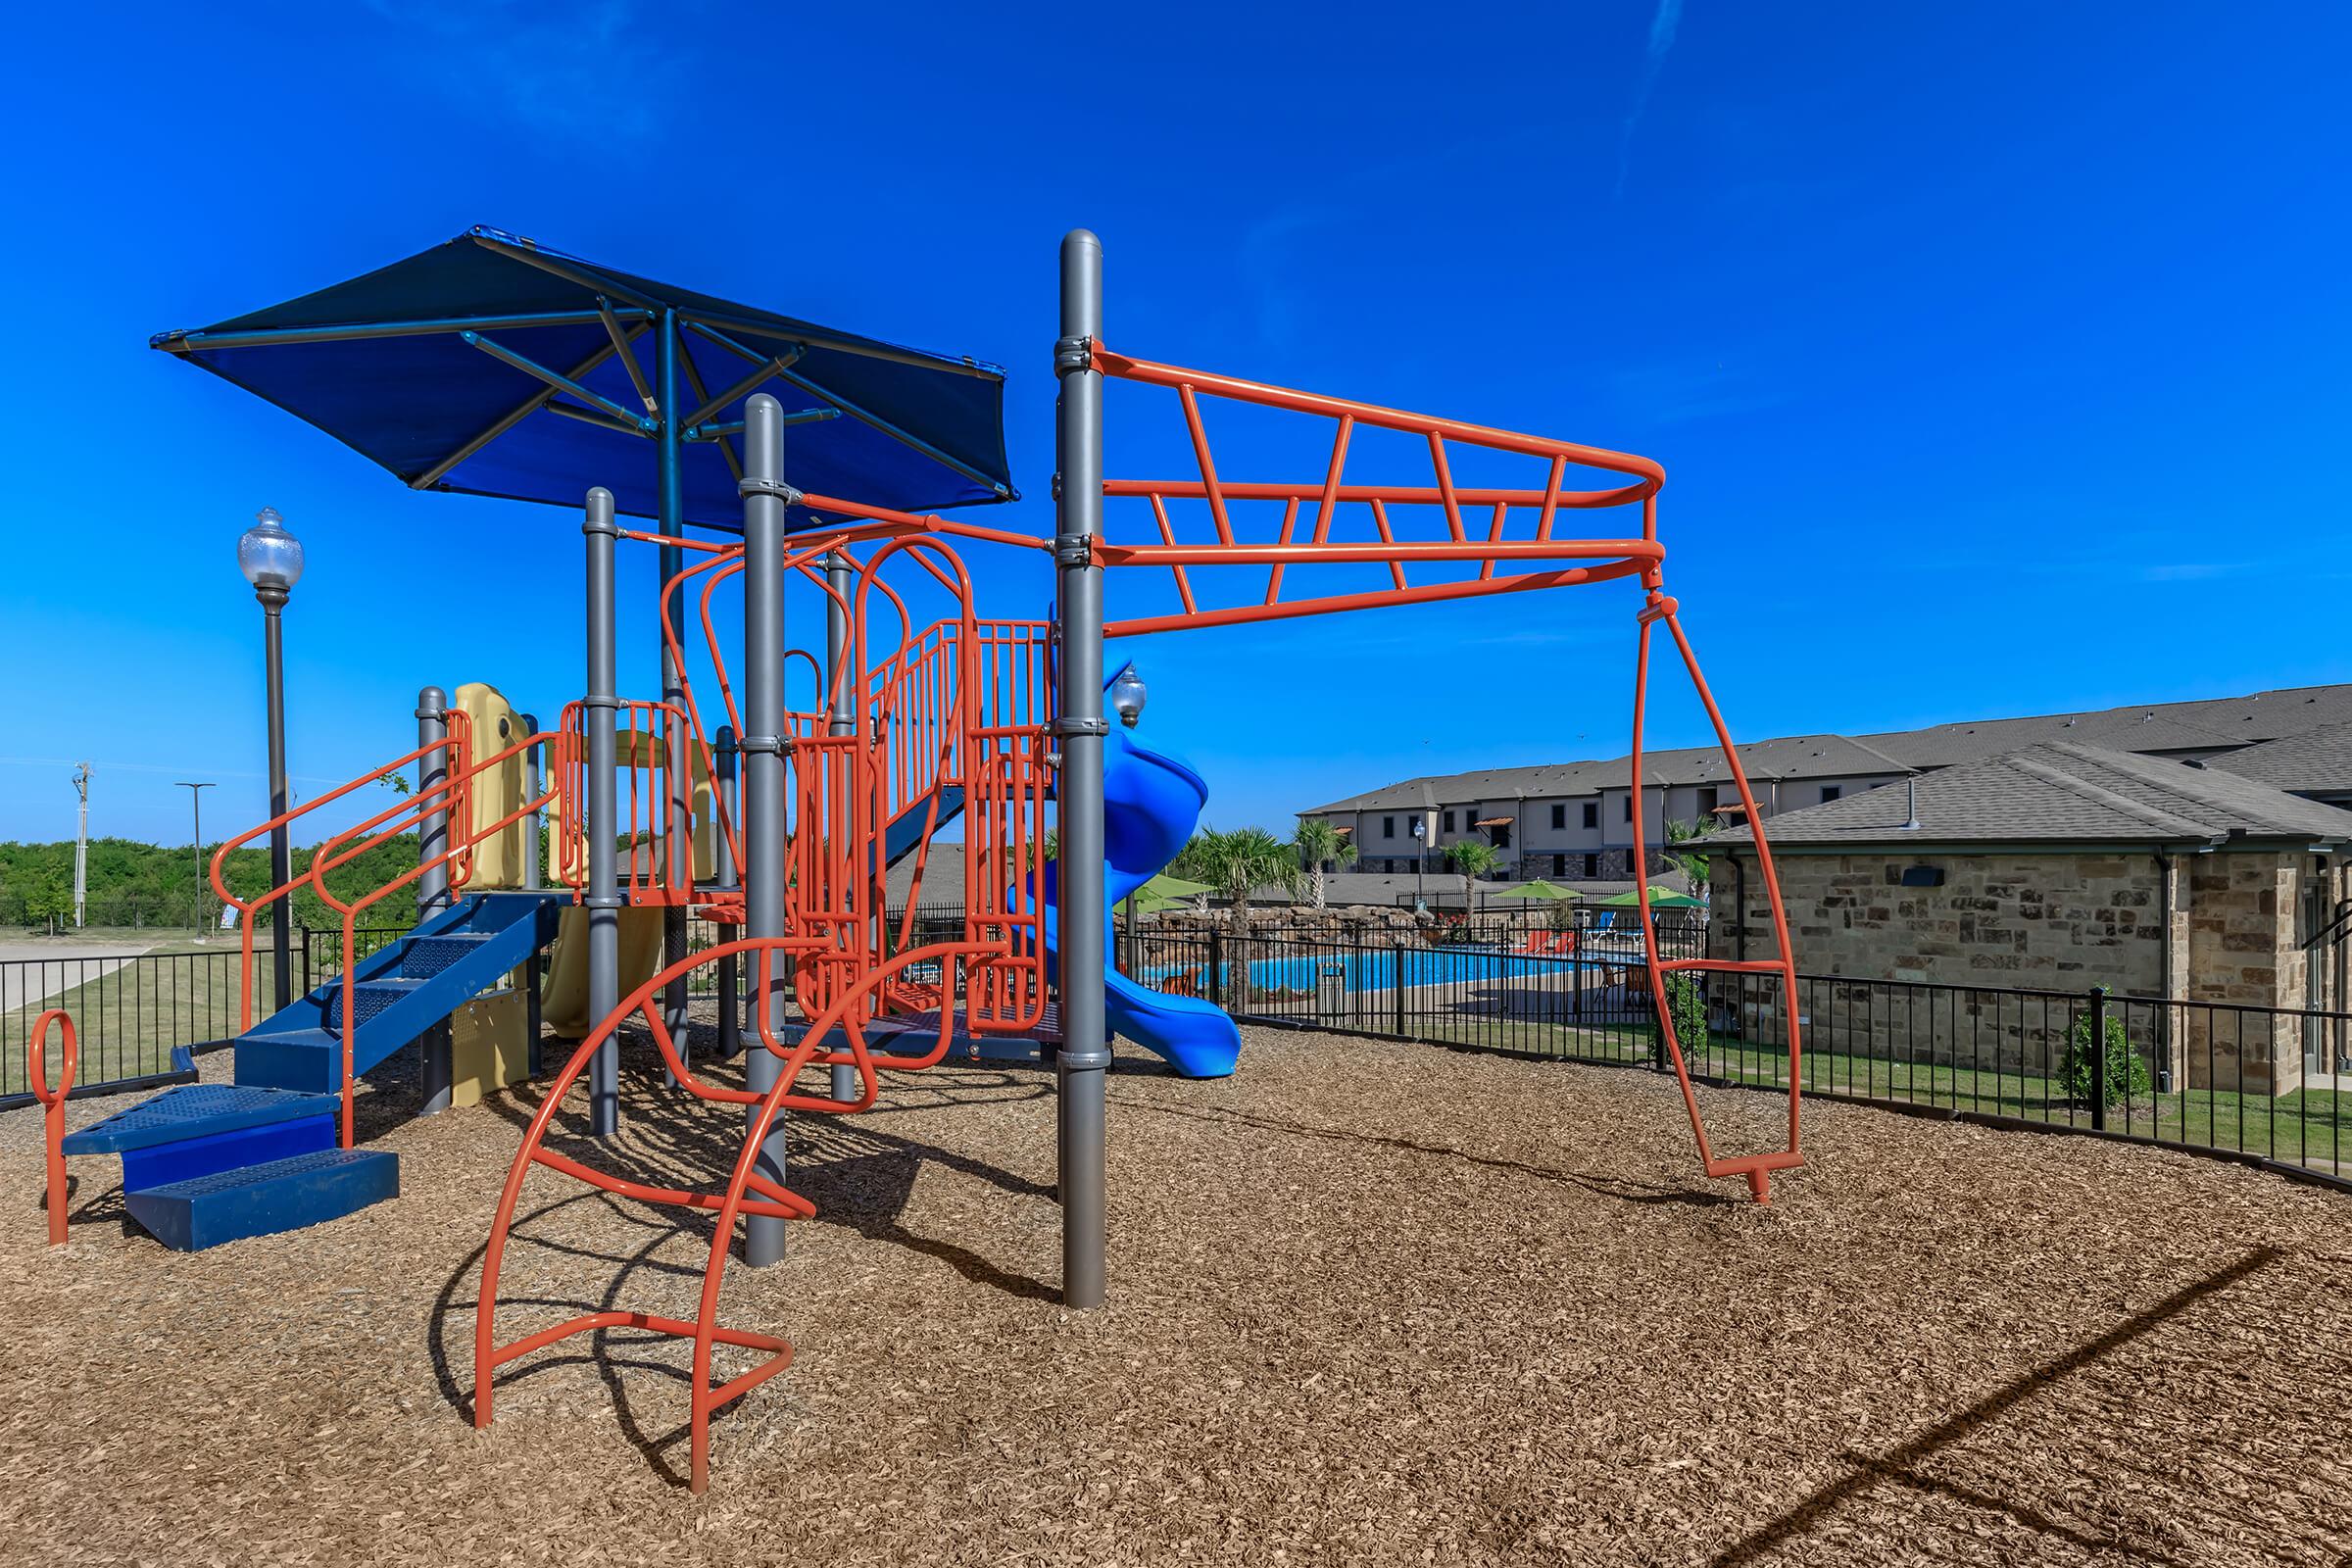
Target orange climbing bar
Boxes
[28,1009,75,1245]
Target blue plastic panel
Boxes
[121,1114,335,1193]
[123,1149,398,1251]
[60,1084,339,1155]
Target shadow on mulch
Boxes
[1711,1246,2284,1567]
[421,1016,1068,1486]
[1116,1094,1735,1209]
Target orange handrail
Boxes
[315,727,560,1148]
[210,714,474,1036]
[28,1008,76,1245]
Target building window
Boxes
[1441,809,1455,833]
[1584,853,1599,877]
[1549,804,1566,830]
[1383,815,1396,839]
[1821,785,1841,804]
[1622,797,1632,822]
[1552,853,1567,876]
[1583,802,1598,829]
[1696,786,1719,814]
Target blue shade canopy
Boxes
[151,225,1017,530]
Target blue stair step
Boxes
[61,1084,339,1156]
[233,1028,348,1096]
[399,934,492,979]
[122,1114,337,1193]
[123,1149,399,1251]
[326,978,425,1034]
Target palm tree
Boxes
[1443,838,1500,912]
[1291,816,1356,907]
[1174,826,1301,1004]
[1663,815,1718,897]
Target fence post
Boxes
[1394,939,1407,1038]
[1209,927,1225,1012]
[2087,984,2109,1131]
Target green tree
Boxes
[1663,815,1720,897]
[1442,838,1500,911]
[1291,816,1356,908]
[1173,826,1302,1004]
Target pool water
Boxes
[1143,943,1642,996]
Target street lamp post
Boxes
[1411,815,1426,914]
[238,508,304,1012]
[176,781,214,937]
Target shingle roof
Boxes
[1302,736,1904,813]
[1702,742,2352,849]
[1855,683,2352,767]
[2204,719,2352,798]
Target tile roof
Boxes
[1702,742,2352,849]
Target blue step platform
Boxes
[63,1081,338,1186]
[236,891,564,1096]
[61,889,564,1252]
[122,1149,399,1251]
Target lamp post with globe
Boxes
[238,508,303,1011]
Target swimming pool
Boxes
[1143,943,1642,996]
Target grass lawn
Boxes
[1228,989,2352,1176]
[2,946,263,1098]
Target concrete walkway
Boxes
[0,941,155,1014]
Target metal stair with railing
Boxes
[61,890,565,1250]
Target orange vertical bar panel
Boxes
[1263,498,1302,606]
[1428,432,1467,542]
[1366,500,1409,591]
[1478,501,1508,582]
[1176,383,1237,546]
[1147,494,1200,614]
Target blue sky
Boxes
[6,1,2348,848]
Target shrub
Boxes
[2065,1007,2152,1106]
[1651,972,1708,1063]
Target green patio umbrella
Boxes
[1504,878,1582,903]
[1600,885,1706,908]
[1119,872,1212,916]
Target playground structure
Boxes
[34,227,1806,1492]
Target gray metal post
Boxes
[416,686,454,1115]
[1054,229,1110,1310]
[585,489,623,1138]
[519,712,545,1075]
[521,713,543,891]
[740,394,793,1266]
[825,549,858,1103]
[714,725,742,1059]
[659,309,692,1088]
[263,598,293,1008]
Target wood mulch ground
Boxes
[3,1017,2349,1566]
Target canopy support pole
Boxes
[1054,228,1109,1311]
[740,395,793,1268]
[659,310,692,1089]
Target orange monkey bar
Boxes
[1081,341,1807,1200]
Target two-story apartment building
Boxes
[1303,684,2352,884]
[1306,737,1910,880]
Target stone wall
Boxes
[1708,847,2328,1093]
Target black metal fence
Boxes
[0,946,265,1107]
[1115,929,2352,1185]
[20,918,2352,1187]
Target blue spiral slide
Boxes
[1038,687,1242,1078]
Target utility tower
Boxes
[71,762,90,929]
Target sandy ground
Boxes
[3,1018,2350,1566]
